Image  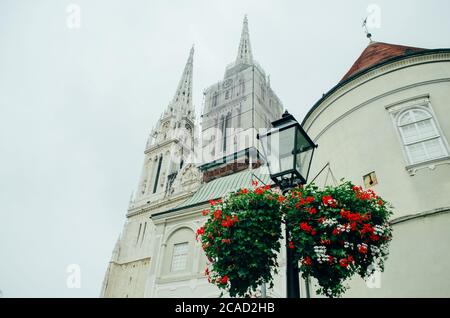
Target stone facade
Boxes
[101,24,450,297]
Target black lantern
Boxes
[257,110,317,299]
[257,110,317,190]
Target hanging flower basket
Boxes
[198,180,393,298]
[284,181,393,297]
[197,182,284,297]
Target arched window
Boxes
[397,108,447,164]
[160,227,196,277]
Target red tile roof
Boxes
[340,42,428,82]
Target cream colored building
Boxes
[101,21,450,297]
[303,42,450,297]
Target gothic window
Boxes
[171,242,189,272]
[223,112,231,152]
[397,108,448,165]
[212,92,218,108]
[225,89,230,100]
[136,223,142,245]
[141,222,147,245]
[153,155,163,193]
[239,79,245,96]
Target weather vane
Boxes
[362,17,373,43]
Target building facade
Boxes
[101,17,283,298]
[101,22,450,297]
[302,42,450,297]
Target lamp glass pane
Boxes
[261,126,296,176]
[295,129,315,182]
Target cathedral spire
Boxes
[235,15,253,65]
[172,45,194,111]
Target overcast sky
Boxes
[1,0,449,298]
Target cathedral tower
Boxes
[200,16,283,182]
[134,46,199,206]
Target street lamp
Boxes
[257,110,317,298]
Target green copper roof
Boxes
[177,166,272,208]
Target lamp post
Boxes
[257,110,317,298]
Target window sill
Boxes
[405,156,450,176]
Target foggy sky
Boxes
[1,0,449,297]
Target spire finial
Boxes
[171,46,194,111]
[235,15,253,65]
[362,17,373,43]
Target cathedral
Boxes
[101,17,450,297]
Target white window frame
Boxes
[170,242,189,272]
[397,108,447,164]
[386,95,450,172]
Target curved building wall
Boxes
[302,51,450,296]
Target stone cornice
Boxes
[109,257,150,266]
[144,138,178,155]
[126,191,195,218]
[390,206,450,225]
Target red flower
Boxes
[204,267,209,276]
[213,210,222,220]
[289,241,295,249]
[300,222,311,232]
[352,185,362,192]
[254,187,264,195]
[221,238,231,244]
[348,212,361,222]
[196,227,205,236]
[232,215,238,223]
[370,234,380,241]
[339,258,349,268]
[350,222,357,231]
[332,228,339,236]
[220,275,229,285]
[306,196,315,203]
[361,223,374,235]
[358,245,368,254]
[347,255,354,263]
[277,195,286,203]
[251,179,259,187]
[378,199,384,206]
[302,256,312,266]
[264,185,271,190]
[209,200,216,206]
[240,188,249,194]
[222,219,233,228]
[299,222,316,235]
[307,207,317,215]
[328,256,334,264]
[201,209,209,216]
[322,195,337,207]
